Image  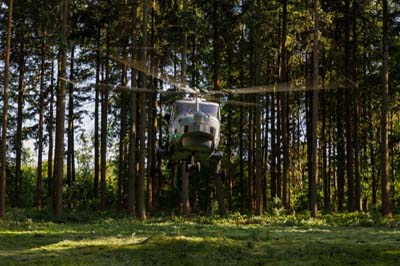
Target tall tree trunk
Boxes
[181,162,190,215]
[248,110,254,210]
[322,90,328,210]
[0,0,13,217]
[15,39,24,208]
[239,98,245,212]
[127,0,138,217]
[180,0,190,216]
[310,0,319,218]
[271,95,277,202]
[37,32,47,209]
[94,31,101,199]
[280,0,290,212]
[100,30,110,211]
[344,0,355,212]
[149,2,157,211]
[352,0,361,211]
[53,0,68,217]
[381,0,391,217]
[67,45,75,208]
[47,51,55,200]
[263,96,270,210]
[118,47,128,211]
[212,0,226,216]
[276,97,282,200]
[254,0,263,215]
[137,0,148,221]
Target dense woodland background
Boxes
[0,0,399,221]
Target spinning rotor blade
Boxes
[206,96,260,107]
[109,55,199,95]
[209,79,355,95]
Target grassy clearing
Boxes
[0,210,400,265]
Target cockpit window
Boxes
[200,103,218,117]
[175,102,195,115]
[175,101,219,118]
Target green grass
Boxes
[1,210,400,265]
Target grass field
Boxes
[1,210,400,266]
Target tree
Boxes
[280,0,290,212]
[0,0,14,218]
[66,45,76,205]
[181,0,190,217]
[53,0,68,217]
[137,0,148,222]
[127,0,138,216]
[310,0,319,218]
[37,29,47,208]
[15,33,25,208]
[381,0,391,217]
[100,29,110,211]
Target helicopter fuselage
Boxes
[169,98,221,161]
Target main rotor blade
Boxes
[206,96,259,107]
[209,80,355,95]
[92,83,181,94]
[109,55,199,95]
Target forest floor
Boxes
[0,210,400,266]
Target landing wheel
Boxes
[192,162,201,173]
[185,156,201,173]
[185,160,191,172]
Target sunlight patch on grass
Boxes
[30,235,148,252]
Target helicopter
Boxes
[167,96,222,165]
[106,55,352,171]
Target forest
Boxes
[0,0,400,264]
[0,0,400,218]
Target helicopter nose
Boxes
[193,111,206,123]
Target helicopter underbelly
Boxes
[181,132,213,152]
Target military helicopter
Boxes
[107,55,351,171]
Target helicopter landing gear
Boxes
[186,156,201,173]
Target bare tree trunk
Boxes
[67,45,75,208]
[37,32,47,209]
[181,162,190,215]
[248,110,254,210]
[344,0,355,212]
[118,47,128,211]
[239,98,244,212]
[137,0,148,221]
[94,31,101,199]
[310,0,319,218]
[47,50,55,200]
[127,0,138,217]
[280,0,290,212]
[0,0,13,217]
[214,161,226,216]
[352,0,361,211]
[15,39,24,208]
[53,0,68,217]
[212,0,226,215]
[100,30,110,211]
[381,0,391,217]
[179,0,190,217]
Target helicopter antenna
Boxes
[196,95,200,112]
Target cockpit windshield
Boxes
[200,103,218,117]
[175,102,196,115]
[175,101,219,118]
